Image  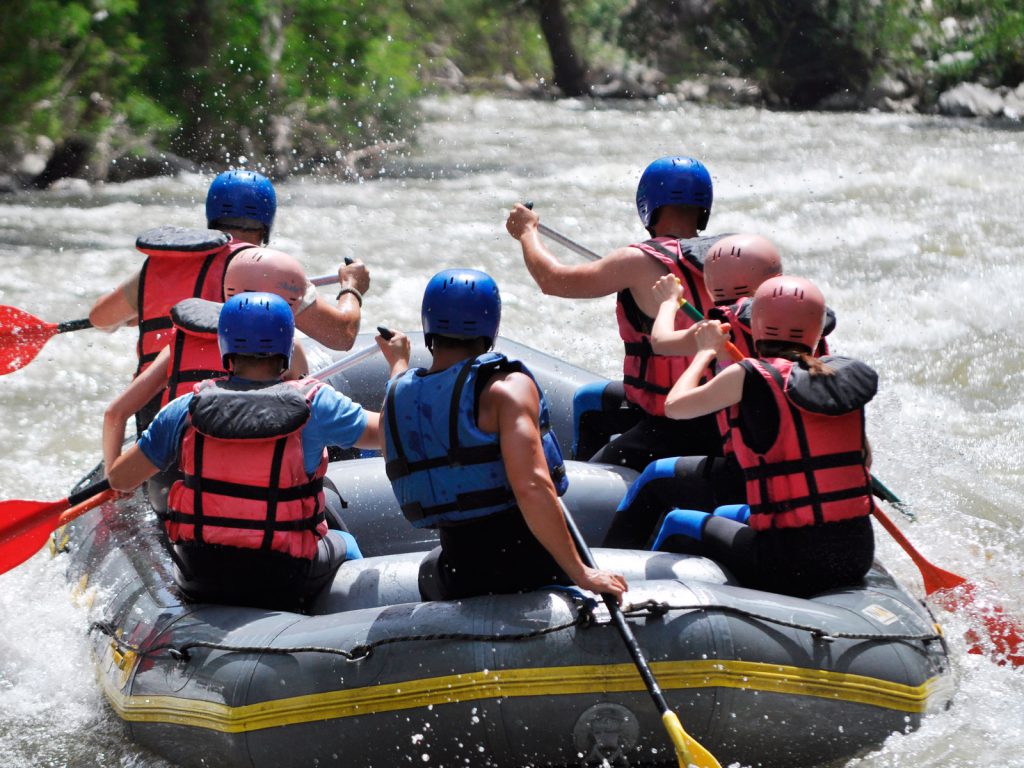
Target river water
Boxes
[0,95,1021,767]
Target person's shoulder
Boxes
[309,380,353,407]
[480,367,538,408]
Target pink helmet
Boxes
[224,247,306,310]
[704,234,782,304]
[751,276,826,351]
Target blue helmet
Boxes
[421,269,501,348]
[635,156,713,232]
[218,292,294,370]
[206,170,277,242]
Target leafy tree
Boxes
[928,0,1024,87]
[0,0,166,157]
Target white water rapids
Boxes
[0,95,1022,767]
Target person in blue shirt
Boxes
[108,292,407,611]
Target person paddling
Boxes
[107,292,407,611]
[377,269,627,602]
[101,248,316,484]
[89,170,370,430]
[505,156,730,470]
[648,276,877,597]
[603,234,785,547]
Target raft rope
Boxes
[89,595,942,664]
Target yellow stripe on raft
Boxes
[99,658,941,733]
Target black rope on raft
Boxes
[89,599,599,663]
[89,596,941,665]
[620,599,944,643]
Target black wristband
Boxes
[336,286,363,306]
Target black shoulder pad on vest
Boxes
[678,233,735,269]
[136,226,230,255]
[171,298,221,335]
[735,299,753,325]
[823,305,837,337]
[190,382,311,439]
[787,356,878,415]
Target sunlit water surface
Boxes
[1,95,1022,767]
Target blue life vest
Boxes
[383,352,568,529]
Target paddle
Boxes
[310,326,394,380]
[559,499,721,768]
[310,256,357,287]
[0,276,335,378]
[871,502,1023,666]
[0,478,114,576]
[0,305,93,376]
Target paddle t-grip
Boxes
[377,326,395,341]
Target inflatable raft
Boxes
[59,335,953,768]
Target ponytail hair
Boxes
[755,340,834,377]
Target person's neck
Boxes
[428,346,480,373]
[230,359,284,381]
[222,228,263,246]
[651,208,699,239]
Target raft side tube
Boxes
[324,457,638,557]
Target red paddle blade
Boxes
[0,305,59,375]
[0,490,114,577]
[933,582,1024,667]
[0,498,68,575]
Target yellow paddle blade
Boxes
[662,710,722,768]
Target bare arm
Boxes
[102,346,170,471]
[293,258,371,351]
[354,412,381,449]
[89,271,140,331]
[362,329,411,451]
[482,372,627,602]
[294,294,361,350]
[505,203,662,302]
[664,318,747,420]
[107,444,160,492]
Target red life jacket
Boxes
[731,357,877,531]
[162,299,226,406]
[708,299,835,454]
[165,378,328,560]
[617,235,721,416]
[134,228,252,376]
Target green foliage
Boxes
[1,0,426,172]
[0,0,157,154]
[697,0,917,108]
[928,0,1024,87]
[402,0,552,84]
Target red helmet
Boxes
[224,247,307,310]
[704,234,782,304]
[751,276,826,351]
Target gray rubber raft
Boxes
[61,335,954,768]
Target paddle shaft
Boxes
[309,326,394,380]
[559,500,721,767]
[562,506,673,711]
[57,318,93,333]
[537,222,602,261]
[309,256,358,287]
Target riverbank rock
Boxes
[106,150,199,183]
[937,82,1005,117]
